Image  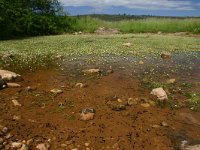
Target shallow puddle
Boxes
[0,52,200,149]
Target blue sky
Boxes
[60,0,200,16]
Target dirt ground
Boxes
[1,58,200,150]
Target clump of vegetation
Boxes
[186,93,200,111]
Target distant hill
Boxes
[77,14,200,21]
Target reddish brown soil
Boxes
[0,68,200,150]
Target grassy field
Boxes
[72,17,200,34]
[0,33,199,71]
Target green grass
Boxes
[72,17,200,34]
[110,18,200,34]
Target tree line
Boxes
[0,0,73,39]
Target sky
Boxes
[59,0,200,16]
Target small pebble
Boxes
[152,124,160,128]
[161,121,168,127]
[85,142,90,146]
[2,127,8,133]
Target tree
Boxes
[0,0,70,39]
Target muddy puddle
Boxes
[0,52,200,150]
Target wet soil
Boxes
[0,52,200,150]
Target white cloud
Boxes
[59,0,198,11]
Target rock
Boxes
[123,42,132,47]
[78,31,83,34]
[179,113,200,126]
[82,69,100,74]
[11,142,22,149]
[50,89,63,95]
[13,115,21,121]
[0,70,21,81]
[25,86,36,91]
[75,83,87,88]
[166,78,176,84]
[85,142,90,147]
[61,143,67,148]
[80,108,95,121]
[141,103,150,108]
[36,143,50,150]
[7,83,21,88]
[80,112,95,121]
[12,99,22,107]
[152,124,160,128]
[1,126,8,133]
[117,98,123,103]
[127,98,137,106]
[139,60,144,65]
[161,121,168,127]
[150,87,168,101]
[20,144,29,150]
[161,52,171,59]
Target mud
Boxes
[0,52,200,150]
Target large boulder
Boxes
[0,70,21,81]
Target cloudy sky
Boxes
[60,0,200,16]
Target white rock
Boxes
[7,83,21,88]
[11,142,22,149]
[0,70,21,81]
[12,99,22,107]
[36,143,50,150]
[150,87,168,101]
